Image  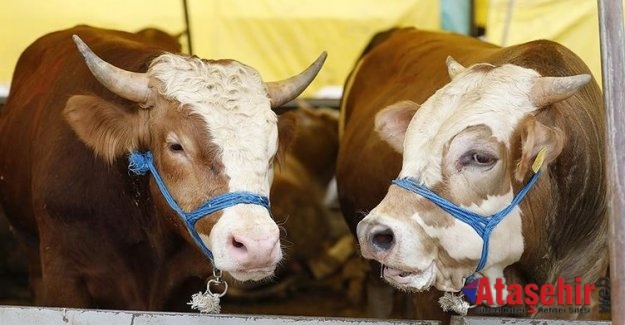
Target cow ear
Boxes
[276,110,298,167]
[515,116,565,181]
[64,95,146,164]
[374,100,419,153]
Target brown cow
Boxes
[224,106,361,316]
[337,28,608,321]
[272,107,346,266]
[0,25,325,310]
[134,27,183,53]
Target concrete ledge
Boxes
[0,305,439,325]
[450,315,611,325]
[2,306,613,324]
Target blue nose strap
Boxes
[128,151,271,262]
[391,171,541,277]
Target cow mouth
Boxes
[381,262,435,291]
[227,266,277,282]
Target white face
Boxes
[149,55,282,281]
[357,59,587,298]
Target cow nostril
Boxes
[231,237,247,251]
[371,228,395,251]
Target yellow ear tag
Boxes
[532,147,547,173]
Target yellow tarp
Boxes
[2,1,623,97]
[0,0,440,97]
[484,0,625,87]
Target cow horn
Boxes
[530,74,591,108]
[266,52,327,108]
[446,56,466,80]
[72,35,151,104]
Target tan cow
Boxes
[337,28,608,321]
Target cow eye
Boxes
[169,143,184,152]
[472,152,494,165]
[459,150,497,168]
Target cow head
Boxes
[357,57,590,296]
[63,35,326,282]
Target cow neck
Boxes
[127,151,271,263]
[391,149,547,284]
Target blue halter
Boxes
[392,170,541,282]
[128,151,271,262]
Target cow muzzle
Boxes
[223,229,282,281]
[357,215,438,291]
[207,206,282,282]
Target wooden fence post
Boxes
[597,0,625,324]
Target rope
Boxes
[128,151,271,262]
[392,171,541,274]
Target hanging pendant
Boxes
[188,269,229,314]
